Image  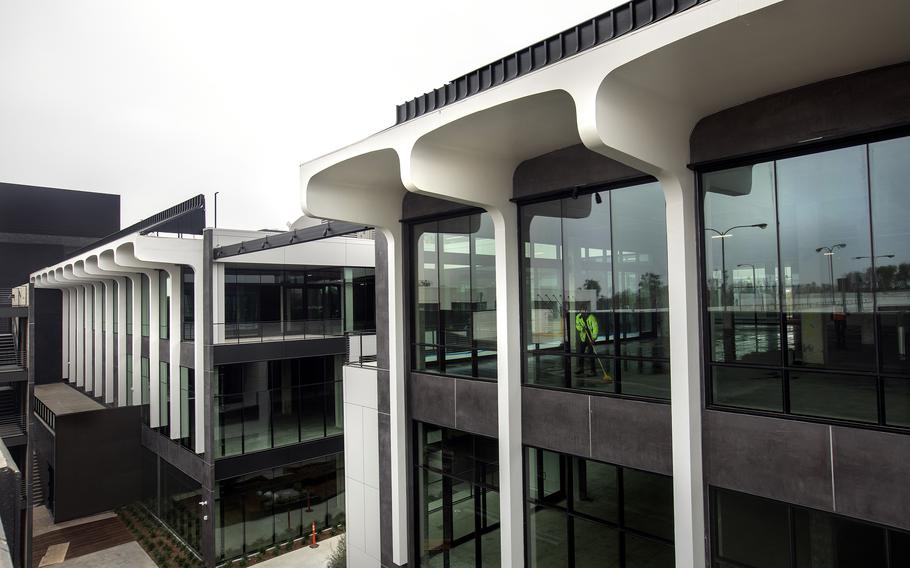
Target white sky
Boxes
[0,1,618,231]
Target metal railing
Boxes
[213,319,345,344]
[346,330,379,367]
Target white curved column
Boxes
[114,245,162,428]
[98,251,143,407]
[61,286,69,380]
[84,257,118,404]
[165,266,181,440]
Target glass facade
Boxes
[140,448,203,554]
[223,267,375,339]
[703,135,910,428]
[215,355,343,458]
[524,446,674,567]
[412,213,497,379]
[215,453,345,561]
[182,266,194,341]
[159,361,169,436]
[141,274,150,337]
[140,356,150,425]
[520,182,670,399]
[416,423,500,567]
[713,487,910,568]
[126,278,132,335]
[179,366,195,451]
[159,270,170,340]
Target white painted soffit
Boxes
[300,0,910,217]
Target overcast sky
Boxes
[0,1,619,231]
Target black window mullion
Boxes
[865,143,887,426]
[771,159,792,414]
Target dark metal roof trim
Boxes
[213,220,372,259]
[395,0,711,125]
[66,194,206,258]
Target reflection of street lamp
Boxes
[705,224,768,309]
[853,254,895,260]
[816,243,846,305]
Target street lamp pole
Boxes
[705,223,768,310]
[815,243,847,305]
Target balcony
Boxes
[214,319,345,345]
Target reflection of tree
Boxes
[841,263,910,290]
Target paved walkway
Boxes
[32,515,133,568]
[255,535,343,568]
[53,542,155,568]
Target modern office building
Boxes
[0,182,120,568]
[299,0,910,566]
[27,197,376,566]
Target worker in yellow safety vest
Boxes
[574,311,599,376]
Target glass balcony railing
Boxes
[213,319,345,344]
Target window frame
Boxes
[516,177,673,403]
[696,127,910,434]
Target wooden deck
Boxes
[32,515,135,567]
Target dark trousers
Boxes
[575,340,595,374]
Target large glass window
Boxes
[223,267,373,340]
[703,135,910,429]
[713,487,910,568]
[125,278,133,335]
[524,446,674,568]
[413,213,498,379]
[159,270,170,340]
[416,423,500,567]
[141,274,150,337]
[521,182,670,399]
[159,361,169,436]
[141,356,150,425]
[179,366,195,451]
[214,453,344,562]
[182,267,194,341]
[214,355,343,458]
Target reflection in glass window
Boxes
[222,267,374,340]
[214,355,343,458]
[412,213,497,379]
[702,135,910,429]
[521,182,670,399]
[713,487,908,568]
[416,423,500,568]
[524,446,674,567]
[215,453,344,561]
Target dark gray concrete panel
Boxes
[378,412,393,568]
[378,369,390,415]
[409,373,456,429]
[691,62,910,164]
[703,411,833,512]
[454,379,498,438]
[213,436,344,481]
[590,396,672,475]
[180,341,194,369]
[831,427,910,531]
[522,387,590,458]
[514,144,648,200]
[212,337,346,366]
[140,425,206,483]
[141,336,149,357]
[159,339,169,363]
[53,406,142,522]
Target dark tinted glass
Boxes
[712,366,783,411]
[703,162,780,365]
[715,489,790,568]
[574,517,619,568]
[794,509,886,568]
[789,371,877,423]
[622,468,674,542]
[572,457,618,523]
[884,377,910,427]
[870,136,910,376]
[527,504,567,568]
[778,146,873,371]
[624,534,675,568]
